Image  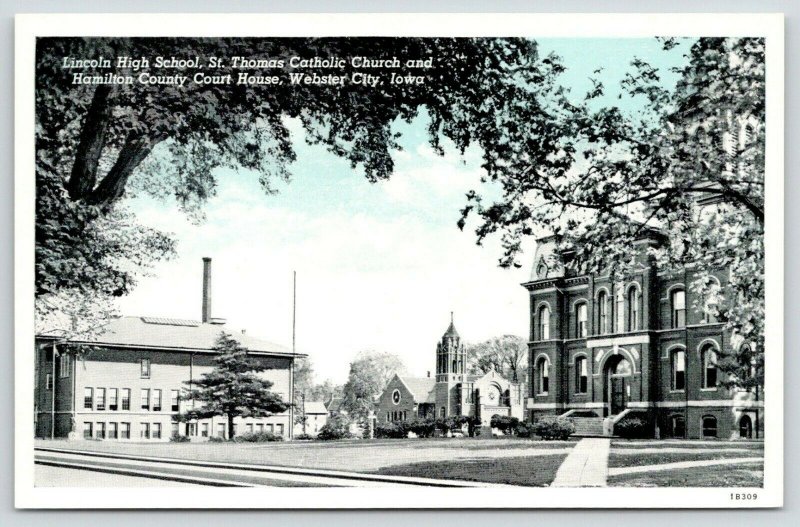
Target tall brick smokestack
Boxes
[202,257,212,323]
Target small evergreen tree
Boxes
[176,332,290,440]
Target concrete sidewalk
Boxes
[551,438,610,487]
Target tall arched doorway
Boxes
[604,354,632,416]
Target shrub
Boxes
[516,422,533,438]
[317,415,353,440]
[490,415,520,435]
[208,436,225,443]
[170,433,191,443]
[375,421,406,439]
[614,416,651,439]
[233,431,283,443]
[294,433,314,441]
[410,418,437,438]
[533,417,575,440]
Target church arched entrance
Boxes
[604,354,632,416]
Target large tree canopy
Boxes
[462,37,766,387]
[35,36,569,334]
[341,350,406,422]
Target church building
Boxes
[377,315,525,428]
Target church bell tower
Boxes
[436,312,467,382]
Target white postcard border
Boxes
[14,12,785,509]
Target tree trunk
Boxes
[67,84,113,200]
[86,134,156,206]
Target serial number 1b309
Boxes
[730,493,758,501]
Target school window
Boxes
[267,424,275,434]
[538,305,550,340]
[141,423,150,439]
[45,374,53,391]
[671,349,686,391]
[121,388,131,410]
[256,423,264,434]
[701,345,718,389]
[627,287,640,331]
[217,423,225,438]
[276,424,284,436]
[440,407,445,418]
[171,422,179,437]
[598,291,609,334]
[84,388,93,410]
[96,388,106,411]
[141,389,150,411]
[246,423,254,434]
[187,423,197,436]
[108,422,118,439]
[537,357,550,394]
[171,390,180,412]
[702,416,718,438]
[95,422,105,439]
[120,422,131,439]
[140,358,151,379]
[671,289,686,328]
[83,422,93,439]
[108,388,118,411]
[152,423,162,439]
[59,355,70,378]
[575,356,588,394]
[201,423,209,437]
[152,389,162,411]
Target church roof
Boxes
[443,321,460,338]
[399,376,437,404]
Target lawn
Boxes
[34,437,575,481]
[373,454,569,487]
[608,447,764,469]
[609,464,764,488]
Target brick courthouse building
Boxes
[524,234,763,440]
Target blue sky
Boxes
[119,38,691,385]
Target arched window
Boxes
[671,289,686,328]
[671,415,686,438]
[576,302,588,338]
[739,415,753,439]
[615,284,625,332]
[575,356,588,394]
[627,287,640,331]
[702,279,721,324]
[598,291,609,334]
[671,349,686,391]
[538,305,550,340]
[537,357,550,394]
[440,407,446,418]
[701,344,718,389]
[702,415,718,438]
